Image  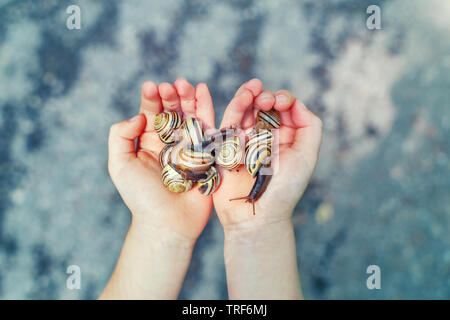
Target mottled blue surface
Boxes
[0,0,449,299]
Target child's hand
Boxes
[213,79,323,230]
[212,79,322,299]
[108,79,215,244]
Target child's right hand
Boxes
[107,79,215,245]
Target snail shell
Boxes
[159,144,174,168]
[245,129,274,177]
[161,163,193,193]
[215,136,243,170]
[255,109,281,130]
[154,111,182,143]
[181,117,205,146]
[172,143,215,176]
[198,166,221,195]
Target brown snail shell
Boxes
[161,163,193,193]
[255,109,281,130]
[181,117,205,146]
[172,143,215,176]
[154,111,182,143]
[244,129,274,177]
[198,166,221,195]
[159,144,174,168]
[215,136,243,170]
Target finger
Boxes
[254,90,275,111]
[140,81,162,114]
[241,106,255,129]
[174,78,196,117]
[278,126,296,147]
[140,81,163,131]
[159,82,180,111]
[220,89,253,129]
[274,89,295,112]
[234,78,263,97]
[280,109,295,128]
[108,114,146,170]
[290,100,323,168]
[138,131,164,155]
[195,83,215,129]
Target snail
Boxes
[181,117,205,146]
[159,144,174,168]
[161,163,194,193]
[155,111,221,194]
[244,129,273,177]
[255,109,281,130]
[197,166,221,195]
[154,111,182,143]
[230,108,281,214]
[171,141,215,180]
[215,130,243,170]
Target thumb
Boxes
[108,114,146,172]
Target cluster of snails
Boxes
[154,108,281,214]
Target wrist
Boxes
[224,218,294,248]
[129,217,196,255]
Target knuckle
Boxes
[276,89,294,98]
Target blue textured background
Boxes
[0,0,449,299]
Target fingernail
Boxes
[128,114,140,122]
[258,92,273,100]
[276,94,288,105]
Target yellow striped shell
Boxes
[255,109,281,130]
[181,117,205,146]
[245,129,274,177]
[154,111,182,143]
[161,163,193,193]
[215,136,243,170]
[159,144,174,168]
[198,166,221,195]
[172,144,215,174]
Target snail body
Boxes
[230,108,281,214]
[154,111,182,143]
[229,168,272,215]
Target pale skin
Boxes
[213,79,323,299]
[100,78,322,300]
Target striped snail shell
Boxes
[198,166,221,195]
[181,117,205,146]
[244,129,274,177]
[171,142,215,177]
[215,136,243,170]
[161,163,193,193]
[159,144,174,168]
[154,111,182,143]
[255,109,281,130]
